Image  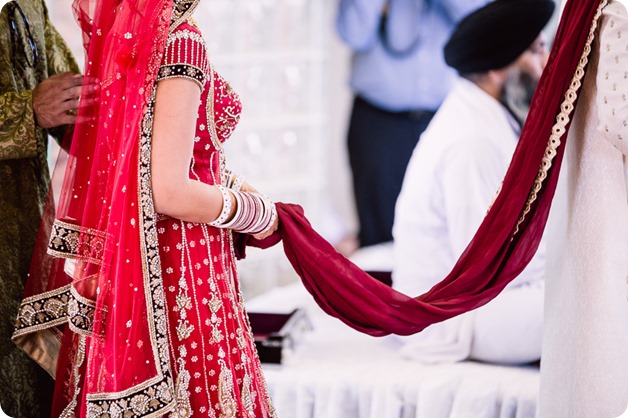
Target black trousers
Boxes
[347,96,435,247]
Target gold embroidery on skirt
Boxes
[241,374,255,418]
[169,355,192,418]
[217,357,236,418]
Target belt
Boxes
[354,96,436,120]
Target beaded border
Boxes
[12,285,72,338]
[12,282,101,338]
[157,64,206,90]
[47,220,107,266]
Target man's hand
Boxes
[252,218,279,241]
[252,204,279,241]
[32,72,98,128]
[239,181,258,193]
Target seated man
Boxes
[392,0,554,365]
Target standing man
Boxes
[336,0,489,247]
[0,1,81,416]
[392,0,554,364]
[540,1,628,415]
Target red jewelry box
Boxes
[248,308,312,364]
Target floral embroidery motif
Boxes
[86,379,174,418]
[175,285,194,340]
[13,285,103,353]
[158,64,206,89]
[48,220,107,265]
[174,221,195,341]
[241,374,256,418]
[13,285,72,337]
[207,293,224,344]
[67,286,102,337]
[169,356,193,418]
[214,75,242,142]
[217,359,237,418]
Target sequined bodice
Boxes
[157,21,242,185]
[193,66,242,185]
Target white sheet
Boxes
[247,283,540,418]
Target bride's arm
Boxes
[150,78,230,224]
[151,76,278,239]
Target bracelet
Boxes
[216,190,276,234]
[232,175,245,192]
[221,191,245,230]
[208,184,233,227]
[224,170,245,192]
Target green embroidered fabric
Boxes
[0,1,79,417]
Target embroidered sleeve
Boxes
[596,2,628,156]
[43,2,80,144]
[0,91,38,161]
[156,28,209,90]
[43,4,80,79]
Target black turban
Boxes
[444,0,555,74]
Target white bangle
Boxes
[232,175,245,192]
[208,185,233,227]
[221,190,244,229]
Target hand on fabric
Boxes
[33,72,99,128]
[239,181,258,193]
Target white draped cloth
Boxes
[541,2,628,416]
[392,78,545,364]
[246,283,541,418]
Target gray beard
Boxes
[501,69,538,126]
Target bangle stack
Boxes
[209,185,276,235]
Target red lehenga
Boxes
[154,21,277,418]
[12,0,276,416]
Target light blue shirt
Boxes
[337,0,489,112]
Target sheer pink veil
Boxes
[13,0,182,415]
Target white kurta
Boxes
[393,78,545,364]
[541,2,628,416]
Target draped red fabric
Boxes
[241,0,605,337]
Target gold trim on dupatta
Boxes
[514,0,609,234]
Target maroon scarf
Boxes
[240,0,606,337]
